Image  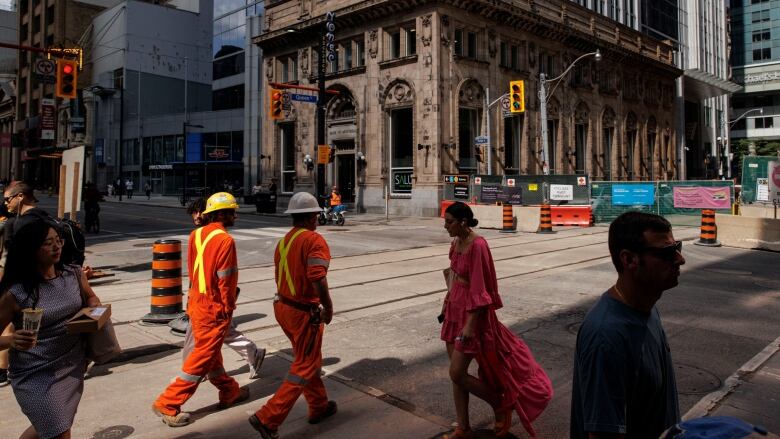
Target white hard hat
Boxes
[285,191,321,214]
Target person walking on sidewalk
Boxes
[153,192,249,427]
[144,182,151,200]
[570,211,685,439]
[178,197,266,379]
[249,191,337,439]
[441,202,553,438]
[125,178,134,199]
[0,219,103,439]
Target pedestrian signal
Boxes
[269,88,283,120]
[56,59,78,99]
[509,80,525,113]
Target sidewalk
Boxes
[684,336,780,433]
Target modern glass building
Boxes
[729,0,780,143]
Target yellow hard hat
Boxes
[202,192,239,214]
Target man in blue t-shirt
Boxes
[571,211,685,439]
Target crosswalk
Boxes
[162,227,289,243]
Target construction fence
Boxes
[591,180,735,226]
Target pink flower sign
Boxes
[672,186,731,209]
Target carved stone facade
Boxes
[254,0,680,216]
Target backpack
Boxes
[7,209,86,266]
[56,218,86,266]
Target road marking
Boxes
[232,228,287,238]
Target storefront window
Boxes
[459,108,480,174]
[390,108,413,194]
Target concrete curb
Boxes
[683,335,780,420]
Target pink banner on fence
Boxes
[673,186,731,209]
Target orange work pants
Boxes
[154,315,240,415]
[256,301,329,429]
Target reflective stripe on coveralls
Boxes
[193,228,225,294]
[276,228,307,296]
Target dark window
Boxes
[458,108,480,173]
[46,5,54,25]
[500,42,508,66]
[454,29,463,56]
[575,123,587,173]
[344,43,353,69]
[213,52,245,80]
[113,69,123,89]
[407,27,416,56]
[391,108,413,169]
[511,45,519,70]
[390,30,401,58]
[20,23,28,41]
[356,40,365,66]
[280,123,295,192]
[752,10,770,23]
[732,118,747,130]
[753,48,771,61]
[755,117,774,129]
[212,84,244,111]
[467,32,477,58]
[32,15,40,35]
[752,29,770,42]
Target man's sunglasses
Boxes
[638,241,683,262]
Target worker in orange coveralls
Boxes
[249,191,337,439]
[152,192,249,427]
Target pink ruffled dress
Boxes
[441,236,553,437]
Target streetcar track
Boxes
[94,229,610,293]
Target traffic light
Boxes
[509,80,525,113]
[269,88,283,120]
[56,59,78,99]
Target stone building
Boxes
[254,0,681,216]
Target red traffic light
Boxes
[62,64,74,74]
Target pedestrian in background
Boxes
[125,178,134,199]
[107,183,114,197]
[570,211,685,439]
[181,198,266,379]
[249,191,337,439]
[441,202,552,438]
[153,192,248,427]
[0,219,102,439]
[145,182,151,200]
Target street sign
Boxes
[41,99,56,140]
[474,136,489,146]
[318,144,331,165]
[444,175,468,183]
[291,93,318,103]
[34,59,56,76]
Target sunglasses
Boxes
[3,193,19,204]
[638,241,683,262]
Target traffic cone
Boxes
[538,203,555,234]
[500,203,516,233]
[694,209,721,247]
[141,239,185,324]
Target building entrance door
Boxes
[336,153,355,203]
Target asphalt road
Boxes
[10,198,779,438]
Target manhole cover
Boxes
[676,363,721,395]
[754,279,780,290]
[91,425,134,439]
[703,268,753,276]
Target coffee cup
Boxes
[22,308,43,339]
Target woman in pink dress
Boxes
[441,202,553,438]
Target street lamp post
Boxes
[724,108,763,179]
[539,50,601,178]
[181,122,204,206]
[89,85,124,200]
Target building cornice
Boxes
[253,0,679,75]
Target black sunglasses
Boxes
[639,241,683,262]
[3,193,19,204]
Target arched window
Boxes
[646,116,658,181]
[574,102,589,175]
[457,79,484,174]
[601,107,616,180]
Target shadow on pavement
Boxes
[234,313,266,325]
[86,343,181,379]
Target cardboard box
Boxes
[66,304,112,334]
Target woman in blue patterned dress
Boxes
[0,219,101,439]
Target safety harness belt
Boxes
[192,227,226,294]
[277,228,307,296]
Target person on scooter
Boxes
[327,186,341,217]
